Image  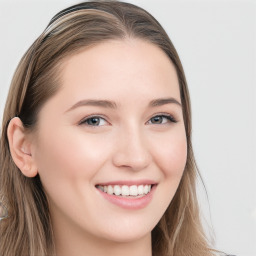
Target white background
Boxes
[0,1,255,255]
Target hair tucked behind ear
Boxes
[1,1,218,255]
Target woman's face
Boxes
[32,39,187,243]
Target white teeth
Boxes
[114,185,121,196]
[138,185,144,195]
[121,185,130,196]
[97,184,153,197]
[107,185,113,195]
[129,185,138,196]
[144,185,149,194]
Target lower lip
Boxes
[96,185,156,210]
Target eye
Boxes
[148,114,177,125]
[79,116,108,126]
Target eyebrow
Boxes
[65,99,117,112]
[149,98,181,107]
[65,97,181,113]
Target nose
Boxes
[112,126,151,172]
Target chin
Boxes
[101,229,151,244]
[92,218,154,243]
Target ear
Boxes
[7,117,38,177]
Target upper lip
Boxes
[95,180,157,186]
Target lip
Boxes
[96,181,157,210]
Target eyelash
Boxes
[79,114,177,127]
[147,114,177,125]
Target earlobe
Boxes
[7,117,38,177]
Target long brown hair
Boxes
[0,1,216,255]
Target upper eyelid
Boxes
[147,112,177,120]
[146,114,177,123]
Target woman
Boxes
[0,1,221,255]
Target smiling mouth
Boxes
[95,184,154,197]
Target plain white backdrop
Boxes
[0,0,255,255]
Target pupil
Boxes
[152,116,162,124]
[88,118,100,125]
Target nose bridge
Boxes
[112,122,151,171]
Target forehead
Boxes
[58,39,180,100]
[41,39,181,116]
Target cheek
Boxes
[146,128,187,224]
[33,127,110,193]
[151,129,187,178]
[33,127,114,224]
